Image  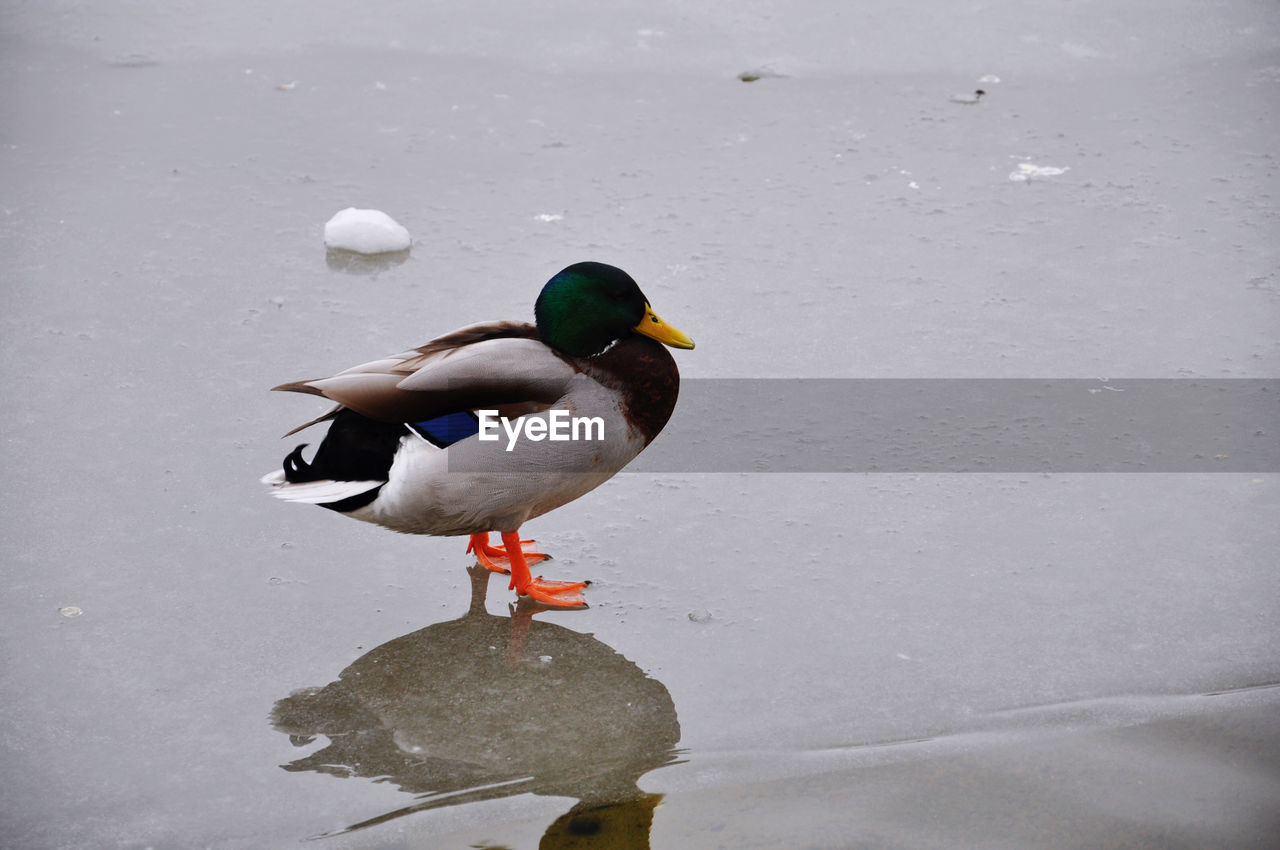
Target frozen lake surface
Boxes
[2,1,1278,847]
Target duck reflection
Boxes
[271,565,681,846]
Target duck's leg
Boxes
[499,530,589,608]
[467,532,550,575]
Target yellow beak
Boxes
[634,304,695,349]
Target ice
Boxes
[322,208,411,255]
[3,0,1277,846]
[1008,162,1071,182]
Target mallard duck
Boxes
[261,261,694,607]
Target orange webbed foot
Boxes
[467,532,551,575]
[520,577,591,609]
[479,531,590,609]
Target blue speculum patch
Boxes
[411,411,480,448]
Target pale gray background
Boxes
[2,1,1278,847]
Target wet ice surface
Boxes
[3,0,1279,848]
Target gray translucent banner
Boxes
[448,379,1277,473]
[625,379,1279,472]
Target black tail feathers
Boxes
[283,444,314,482]
[278,410,406,486]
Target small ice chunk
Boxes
[950,89,986,104]
[323,208,411,254]
[59,606,82,618]
[1008,162,1070,182]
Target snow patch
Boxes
[323,208,411,254]
[1008,163,1070,182]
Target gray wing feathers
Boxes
[272,325,574,428]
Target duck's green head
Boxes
[535,262,695,358]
